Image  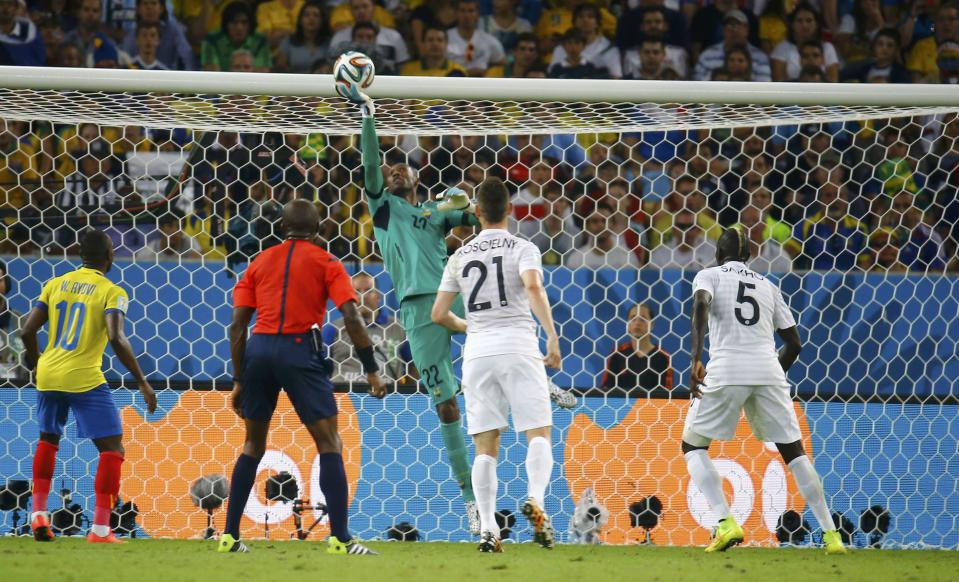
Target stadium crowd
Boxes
[0,0,957,275]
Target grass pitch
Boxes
[1,538,955,582]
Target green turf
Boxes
[1,538,956,582]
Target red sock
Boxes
[32,441,58,513]
[93,451,124,527]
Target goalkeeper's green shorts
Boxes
[399,294,465,406]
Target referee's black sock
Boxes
[320,452,351,542]
[225,453,259,538]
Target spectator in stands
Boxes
[648,208,717,270]
[485,31,538,77]
[64,0,123,67]
[201,1,271,72]
[447,0,505,76]
[229,47,254,72]
[842,28,911,83]
[835,0,888,64]
[772,2,840,82]
[861,228,909,273]
[527,183,578,265]
[897,0,938,50]
[410,0,457,56]
[54,41,83,67]
[35,12,63,66]
[329,0,395,34]
[565,208,640,269]
[128,22,168,70]
[275,0,328,74]
[135,214,202,260]
[757,0,788,54]
[722,44,754,81]
[694,10,771,82]
[629,6,688,78]
[548,27,609,79]
[549,4,621,78]
[227,176,282,264]
[888,191,947,272]
[616,0,684,53]
[58,137,120,215]
[185,183,228,260]
[875,126,921,198]
[797,63,827,81]
[749,186,801,257]
[690,0,759,59]
[623,37,679,80]
[400,26,466,76]
[120,0,192,70]
[600,302,672,396]
[325,272,412,385]
[650,175,722,249]
[794,178,866,270]
[329,0,409,68]
[256,0,303,49]
[907,2,959,84]
[0,259,9,329]
[327,20,394,75]
[741,205,793,272]
[481,0,531,52]
[0,0,45,66]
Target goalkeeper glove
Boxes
[436,187,475,213]
[355,91,375,118]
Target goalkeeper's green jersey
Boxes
[361,117,478,303]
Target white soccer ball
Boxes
[333,51,375,101]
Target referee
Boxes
[218,200,383,556]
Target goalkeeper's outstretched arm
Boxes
[360,107,384,196]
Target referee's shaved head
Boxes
[282,199,320,239]
[716,226,751,265]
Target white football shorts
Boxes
[461,354,552,435]
[683,384,802,444]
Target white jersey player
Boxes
[683,227,846,555]
[432,177,562,554]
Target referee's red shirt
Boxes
[233,239,357,334]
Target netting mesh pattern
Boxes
[0,102,958,547]
[0,89,955,135]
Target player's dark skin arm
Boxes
[229,306,255,416]
[106,311,157,414]
[776,326,803,374]
[340,300,386,398]
[689,290,711,399]
[19,307,46,372]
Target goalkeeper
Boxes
[355,94,481,534]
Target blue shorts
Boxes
[240,333,337,424]
[36,385,123,440]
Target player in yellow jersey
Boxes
[20,231,156,544]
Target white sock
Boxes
[31,511,48,521]
[525,436,552,508]
[685,449,731,521]
[91,524,110,537]
[788,456,834,532]
[471,454,499,536]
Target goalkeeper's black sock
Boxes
[320,453,351,542]
[225,453,259,538]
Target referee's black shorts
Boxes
[240,333,337,423]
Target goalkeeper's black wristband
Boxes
[357,346,379,374]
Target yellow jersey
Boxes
[400,59,467,77]
[36,267,129,393]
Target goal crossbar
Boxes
[1,66,958,136]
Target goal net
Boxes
[0,67,957,548]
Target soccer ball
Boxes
[333,51,375,101]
